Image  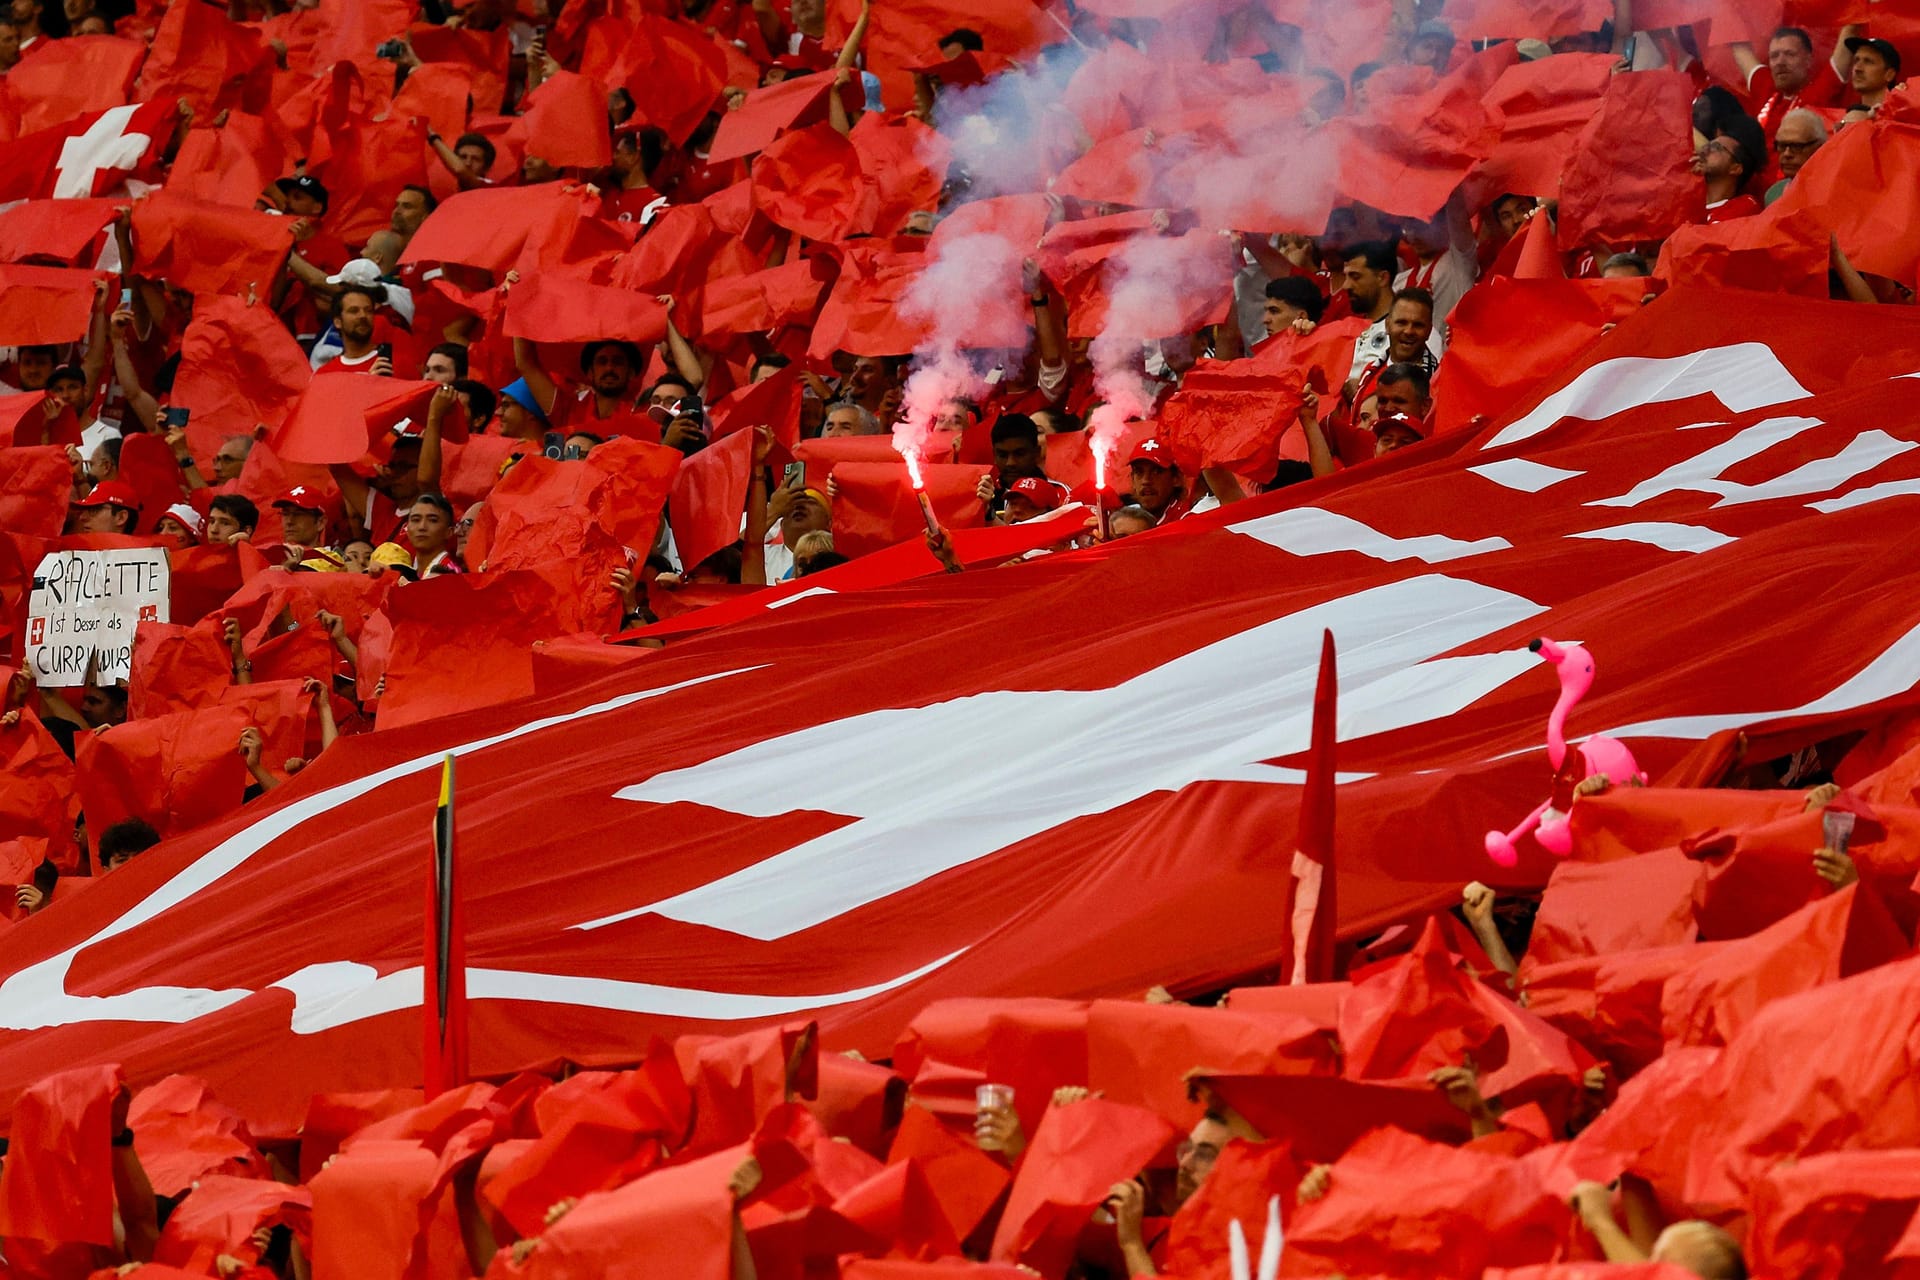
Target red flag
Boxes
[8,291,1920,1133]
[1430,277,1648,434]
[465,437,681,580]
[310,116,431,248]
[706,364,804,455]
[0,444,76,537]
[270,377,442,466]
[1468,54,1617,204]
[752,123,882,242]
[615,14,729,145]
[1746,1150,1920,1280]
[503,274,669,346]
[152,1175,311,1274]
[1656,207,1828,297]
[501,1145,739,1280]
[1558,71,1700,251]
[0,197,119,265]
[670,427,755,576]
[390,63,474,146]
[167,113,288,210]
[0,706,77,862]
[400,183,592,275]
[694,258,834,341]
[1327,76,1501,218]
[172,296,314,471]
[1512,208,1566,279]
[807,242,939,359]
[126,1075,264,1198]
[708,72,841,165]
[375,565,619,731]
[76,682,314,837]
[0,99,176,201]
[0,1063,124,1246]
[1157,318,1367,474]
[510,70,614,169]
[131,193,296,299]
[829,461,992,559]
[849,113,950,238]
[1287,630,1339,985]
[137,0,273,114]
[988,1098,1176,1276]
[405,22,511,116]
[0,264,101,346]
[6,35,146,134]
[1773,117,1920,287]
[1284,1128,1566,1278]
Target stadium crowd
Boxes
[0,0,1918,1274]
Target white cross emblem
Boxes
[55,105,154,199]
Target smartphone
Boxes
[118,286,132,308]
[1621,34,1637,66]
[543,431,565,460]
[376,342,394,361]
[782,461,805,488]
[163,406,191,428]
[375,37,407,59]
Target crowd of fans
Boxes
[0,0,1916,1273]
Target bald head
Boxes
[1652,1221,1747,1280]
[362,230,406,274]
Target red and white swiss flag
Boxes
[0,98,177,203]
[0,288,1918,1130]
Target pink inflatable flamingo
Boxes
[1485,638,1647,867]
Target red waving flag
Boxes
[1287,630,1339,985]
[131,193,297,299]
[829,460,993,559]
[7,290,1920,1141]
[1557,71,1700,252]
[0,265,102,346]
[6,35,146,134]
[511,70,614,169]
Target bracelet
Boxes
[1030,295,1048,306]
[111,1128,135,1148]
[232,661,252,674]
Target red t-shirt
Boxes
[601,185,667,225]
[318,350,381,375]
[551,388,662,443]
[1704,195,1764,224]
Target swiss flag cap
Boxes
[272,486,325,513]
[73,480,142,510]
[1129,437,1174,469]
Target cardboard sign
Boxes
[25,548,170,687]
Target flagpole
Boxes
[424,752,468,1098]
[1288,631,1338,984]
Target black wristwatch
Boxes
[112,1128,135,1148]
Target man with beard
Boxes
[513,338,660,439]
[1339,241,1399,385]
[314,286,393,376]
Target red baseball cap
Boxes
[273,485,326,513]
[72,480,142,510]
[1006,475,1065,511]
[1129,437,1174,468]
[1372,413,1426,440]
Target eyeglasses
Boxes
[1775,139,1820,154]
[1176,1140,1220,1167]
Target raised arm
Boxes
[1299,387,1336,478]
[420,385,456,492]
[741,426,772,586]
[657,296,710,390]
[512,334,561,415]
[1833,24,1862,80]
